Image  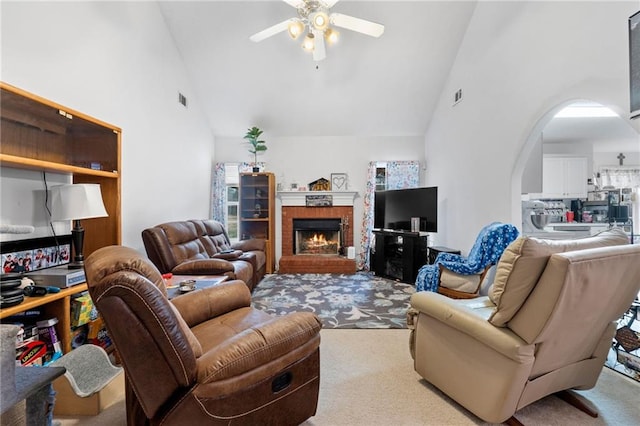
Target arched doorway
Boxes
[511,99,640,234]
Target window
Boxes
[375,163,387,191]
[225,164,240,242]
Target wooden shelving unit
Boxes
[0,284,88,354]
[0,82,122,355]
[239,172,275,273]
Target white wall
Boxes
[0,169,71,241]
[424,1,640,252]
[1,2,214,252]
[215,135,425,262]
[594,151,640,171]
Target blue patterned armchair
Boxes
[415,222,519,298]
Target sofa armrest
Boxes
[171,259,235,275]
[410,292,533,363]
[171,280,251,327]
[232,238,266,252]
[196,312,322,383]
[212,250,243,260]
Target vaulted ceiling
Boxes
[158,1,477,137]
[158,1,639,152]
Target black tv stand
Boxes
[371,229,429,284]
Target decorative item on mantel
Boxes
[243,126,267,172]
[305,194,332,207]
[331,173,348,191]
[308,177,330,191]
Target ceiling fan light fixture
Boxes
[324,27,339,44]
[250,1,386,61]
[310,11,329,31]
[287,19,304,39]
[302,32,315,51]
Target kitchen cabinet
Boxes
[542,156,587,198]
[239,172,275,273]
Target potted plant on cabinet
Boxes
[243,126,267,172]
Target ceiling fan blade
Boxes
[283,0,305,8]
[313,30,326,61]
[330,13,385,38]
[323,0,340,7]
[249,19,294,42]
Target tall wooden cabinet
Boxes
[0,82,121,354]
[0,82,122,255]
[239,172,275,273]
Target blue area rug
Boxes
[251,272,415,329]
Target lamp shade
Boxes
[50,184,108,221]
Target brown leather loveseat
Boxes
[142,219,266,291]
[85,245,321,425]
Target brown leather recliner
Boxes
[142,219,266,291]
[84,245,321,426]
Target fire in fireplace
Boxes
[293,218,341,255]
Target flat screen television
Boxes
[374,187,437,232]
[630,10,640,119]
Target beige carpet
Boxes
[56,329,640,426]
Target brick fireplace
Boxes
[278,191,358,274]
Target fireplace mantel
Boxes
[277,191,359,206]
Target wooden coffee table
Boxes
[165,275,228,300]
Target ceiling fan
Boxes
[250,0,385,62]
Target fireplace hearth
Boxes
[279,194,357,273]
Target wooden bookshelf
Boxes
[0,82,122,356]
[239,173,275,273]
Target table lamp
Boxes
[51,184,108,269]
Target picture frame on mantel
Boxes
[331,173,348,191]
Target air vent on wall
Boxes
[453,89,463,106]
[178,92,187,108]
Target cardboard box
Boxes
[86,317,113,351]
[52,368,124,416]
[71,294,95,328]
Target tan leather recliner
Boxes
[408,228,640,424]
[142,219,266,291]
[85,245,321,425]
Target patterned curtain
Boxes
[357,162,378,270]
[600,167,640,188]
[357,161,420,270]
[212,163,226,223]
[387,162,420,190]
[212,162,267,226]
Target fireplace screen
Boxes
[293,218,341,255]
